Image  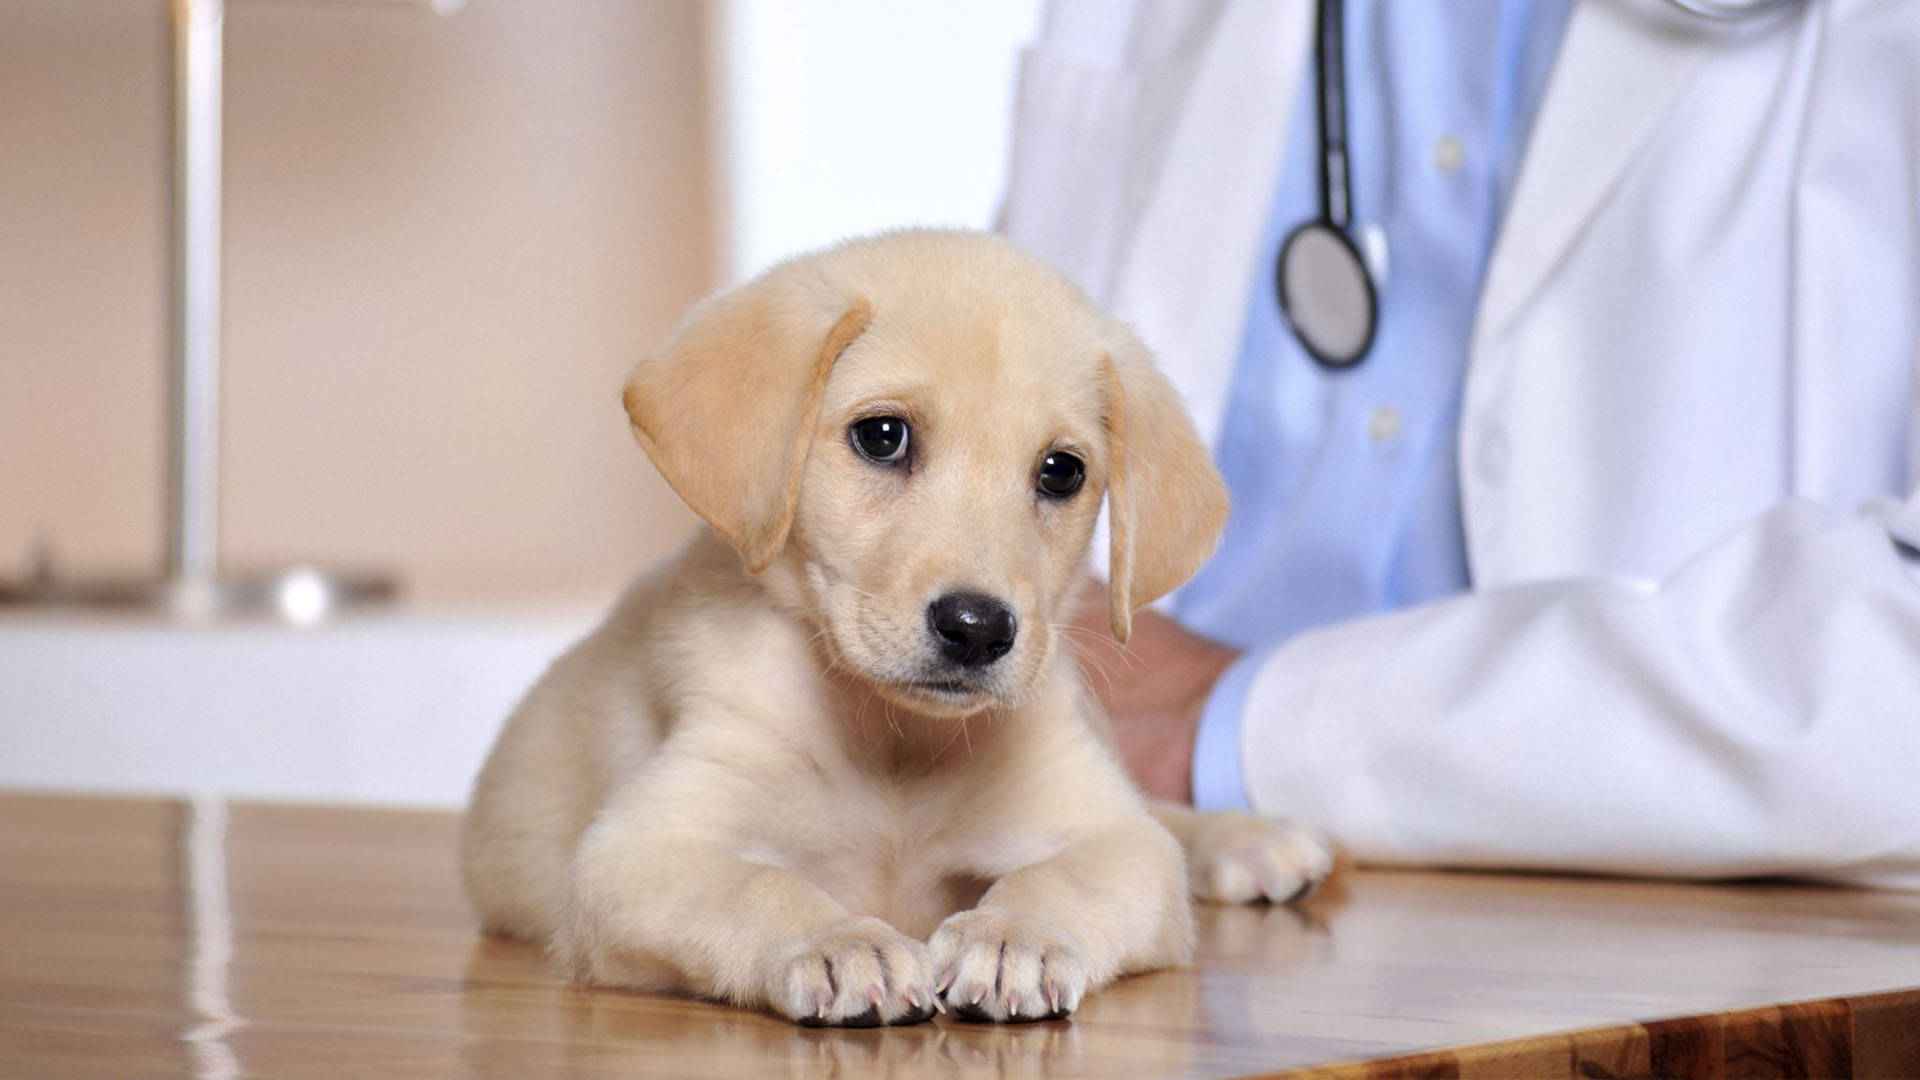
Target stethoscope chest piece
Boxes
[1277,218,1376,368]
[1280,0,1379,370]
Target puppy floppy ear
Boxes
[1100,341,1228,643]
[623,271,873,574]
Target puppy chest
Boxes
[740,806,988,939]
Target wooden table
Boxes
[3,793,1916,1078]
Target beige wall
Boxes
[0,0,710,605]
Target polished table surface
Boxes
[3,792,1918,1079]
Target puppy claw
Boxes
[927,908,1089,1024]
[767,916,934,1027]
[951,999,995,1023]
[889,1000,937,1026]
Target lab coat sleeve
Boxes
[1237,491,1920,889]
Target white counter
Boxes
[0,607,596,806]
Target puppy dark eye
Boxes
[1036,452,1085,498]
[850,416,909,464]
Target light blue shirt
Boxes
[1175,0,1574,811]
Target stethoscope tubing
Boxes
[1280,0,1799,371]
[1279,0,1374,370]
[1313,0,1352,231]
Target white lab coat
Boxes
[1000,0,1920,887]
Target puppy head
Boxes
[624,231,1226,716]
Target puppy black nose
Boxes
[928,592,1017,667]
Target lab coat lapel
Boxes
[1476,0,1743,339]
[1109,0,1312,449]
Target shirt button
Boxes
[1477,429,1512,484]
[1434,135,1465,174]
[1367,405,1403,445]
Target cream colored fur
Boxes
[460,230,1332,1026]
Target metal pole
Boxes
[168,0,224,582]
[2,0,405,615]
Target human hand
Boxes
[1063,579,1239,805]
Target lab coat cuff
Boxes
[1190,648,1271,813]
[1237,623,1398,853]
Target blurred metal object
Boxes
[0,0,432,622]
[170,0,222,583]
[270,0,468,13]
[0,548,396,626]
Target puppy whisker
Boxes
[1045,623,1124,697]
[1058,642,1119,701]
[931,722,963,761]
[1048,619,1141,661]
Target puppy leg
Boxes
[461,700,602,943]
[1152,801,1334,904]
[557,803,938,1027]
[930,819,1191,1022]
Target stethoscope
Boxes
[1276,0,1803,370]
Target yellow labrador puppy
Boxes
[460,230,1332,1027]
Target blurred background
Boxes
[0,0,1041,804]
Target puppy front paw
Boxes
[1185,811,1333,904]
[767,916,937,1028]
[929,908,1087,1023]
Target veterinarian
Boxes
[1008,0,1920,888]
